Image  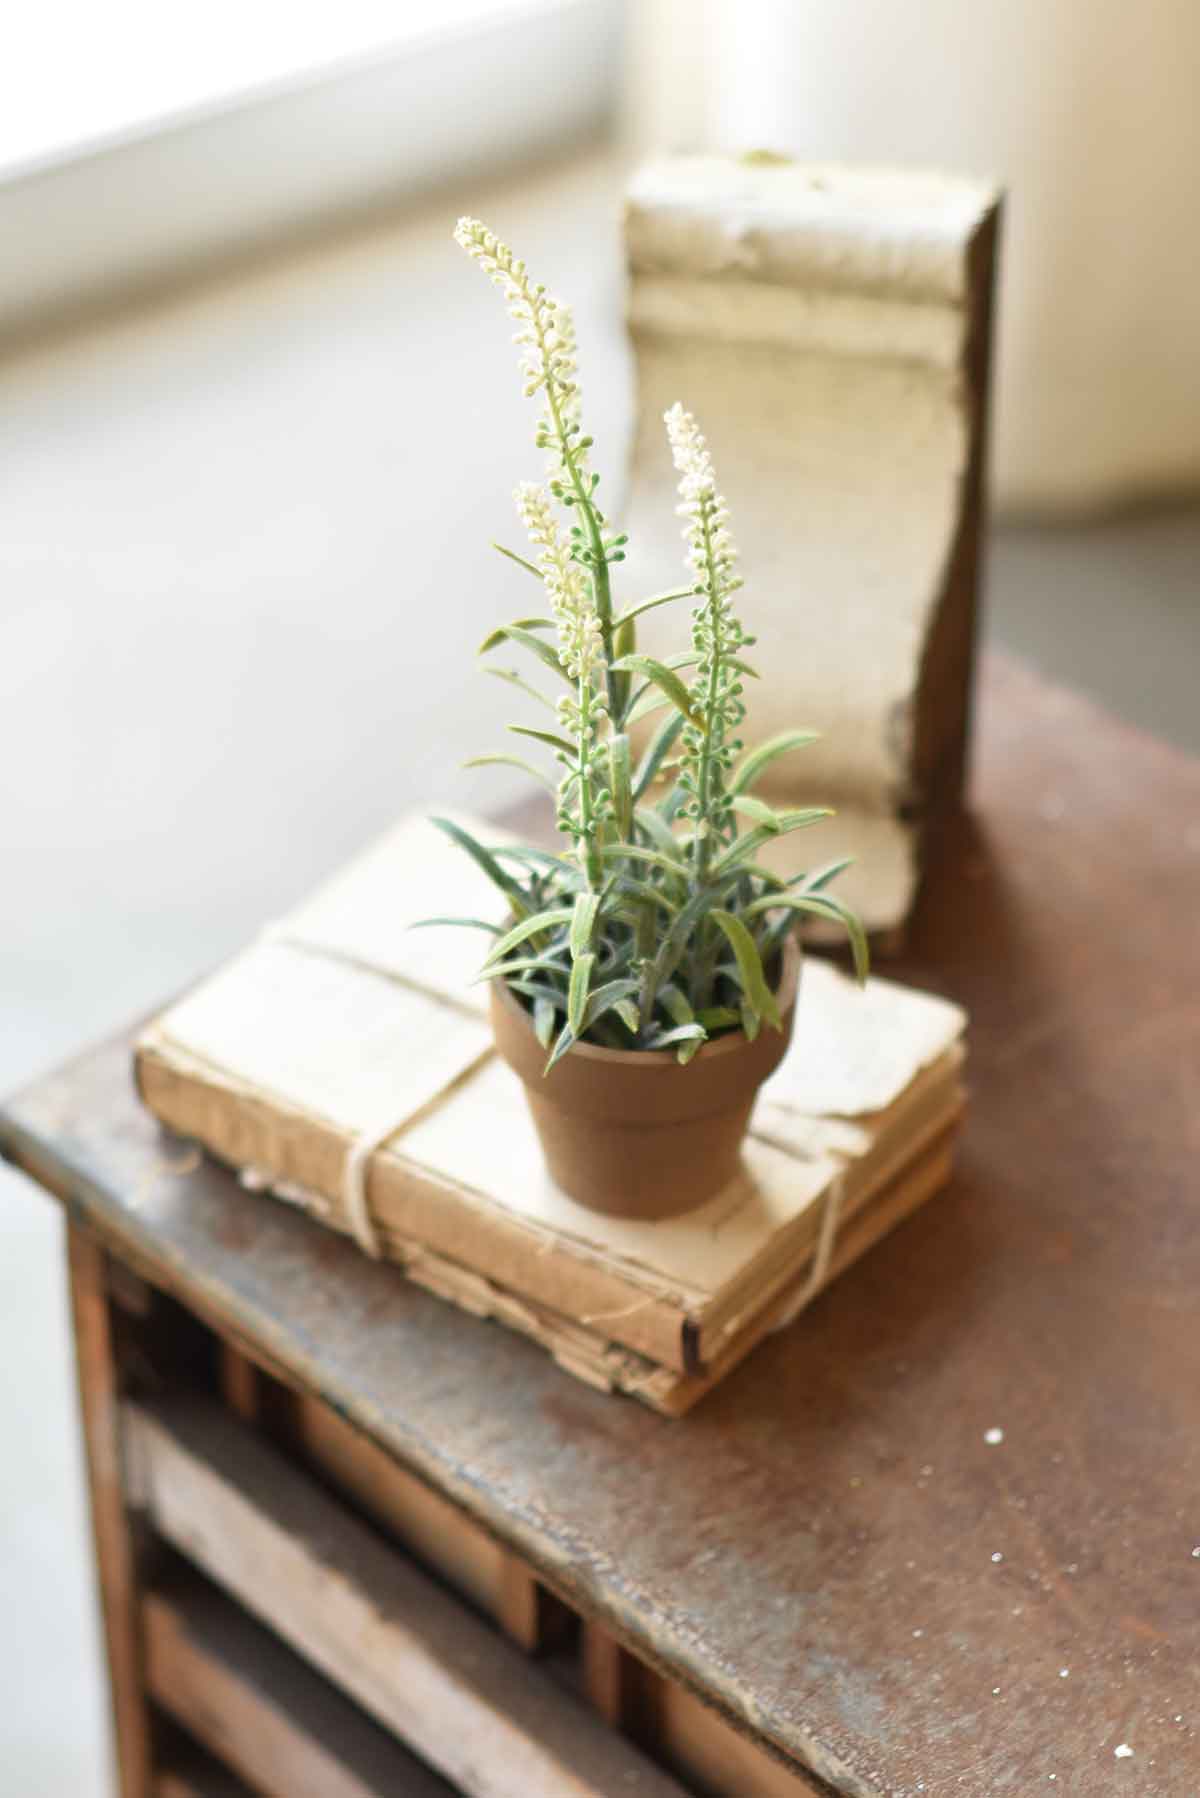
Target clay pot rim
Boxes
[491,932,801,1072]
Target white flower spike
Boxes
[664,403,751,877]
[514,483,602,687]
[665,403,743,598]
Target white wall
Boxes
[626,0,1200,514]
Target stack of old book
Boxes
[135,813,967,1414]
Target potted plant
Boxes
[423,218,868,1220]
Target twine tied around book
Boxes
[773,1171,847,1331]
[343,1120,398,1259]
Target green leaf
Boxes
[407,915,502,935]
[710,909,782,1030]
[463,752,556,790]
[611,614,635,718]
[567,952,595,1034]
[796,857,854,895]
[582,977,642,1033]
[610,654,699,723]
[657,652,759,679]
[612,997,641,1035]
[611,586,699,631]
[499,977,568,1006]
[480,665,555,711]
[611,876,678,917]
[740,999,761,1042]
[635,805,687,865]
[478,616,553,651]
[491,845,577,874]
[648,885,721,992]
[597,841,689,880]
[481,906,574,969]
[491,542,545,581]
[775,807,837,833]
[608,734,633,838]
[569,891,600,957]
[474,954,569,983]
[643,1021,708,1064]
[657,982,694,1027]
[714,808,835,874]
[430,817,530,915]
[533,995,558,1047]
[716,861,789,892]
[745,891,869,983]
[508,723,577,756]
[729,730,821,796]
[480,624,570,683]
[730,795,787,831]
[631,711,685,800]
[544,1022,577,1074]
[696,1005,741,1030]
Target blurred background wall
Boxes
[628,0,1200,514]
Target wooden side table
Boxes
[4,654,1199,1798]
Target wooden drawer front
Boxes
[218,1342,558,1655]
[289,1389,557,1653]
[144,1571,453,1796]
[582,1625,826,1797]
[124,1396,687,1798]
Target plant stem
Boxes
[693,499,725,886]
[575,676,602,889]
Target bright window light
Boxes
[1,0,530,173]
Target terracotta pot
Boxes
[488,937,801,1220]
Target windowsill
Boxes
[1,0,624,340]
[3,3,549,178]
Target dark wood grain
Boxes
[6,651,1200,1797]
[67,1226,154,1798]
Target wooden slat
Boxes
[652,1679,826,1797]
[218,1343,260,1425]
[294,1389,565,1654]
[125,1395,688,1798]
[581,1622,634,1729]
[68,1224,153,1798]
[155,1744,255,1798]
[144,1573,452,1796]
[497,1558,556,1656]
[580,1624,824,1796]
[292,1392,504,1621]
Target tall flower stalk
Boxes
[454,219,625,714]
[419,220,868,1069]
[513,482,607,887]
[665,403,749,883]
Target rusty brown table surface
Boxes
[4,652,1199,1798]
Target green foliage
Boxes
[426,219,869,1067]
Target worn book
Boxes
[134,812,967,1411]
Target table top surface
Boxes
[5,652,1199,1798]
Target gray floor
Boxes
[2,148,1197,1795]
